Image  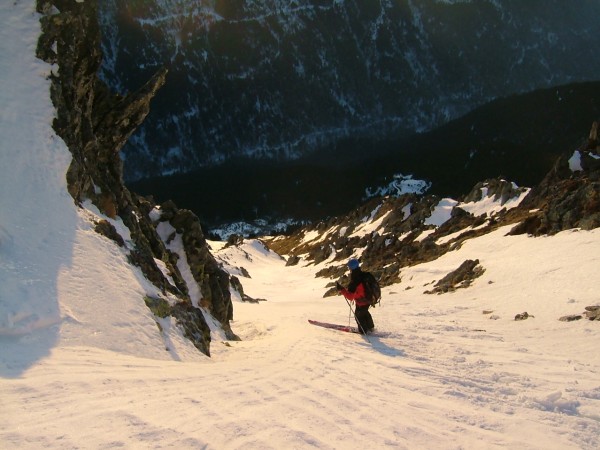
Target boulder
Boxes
[514,312,534,321]
[425,259,485,294]
[559,314,583,322]
[584,305,600,321]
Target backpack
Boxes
[362,272,381,307]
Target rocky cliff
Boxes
[35,0,238,356]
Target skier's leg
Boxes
[354,306,370,334]
[366,308,374,330]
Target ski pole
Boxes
[343,296,371,343]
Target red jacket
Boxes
[340,283,370,307]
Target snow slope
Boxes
[1,2,600,449]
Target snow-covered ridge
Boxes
[279,178,528,250]
[459,183,530,218]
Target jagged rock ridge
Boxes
[36,0,239,356]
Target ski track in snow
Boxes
[4,235,600,450]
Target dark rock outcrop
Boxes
[514,312,534,321]
[425,259,485,295]
[559,305,600,322]
[584,306,600,321]
[94,220,125,247]
[36,0,238,355]
[559,314,582,322]
[510,124,600,236]
[229,276,264,303]
[154,201,238,340]
[462,179,527,206]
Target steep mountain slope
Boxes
[98,0,600,181]
[1,0,205,363]
[10,0,239,357]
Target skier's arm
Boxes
[340,283,365,301]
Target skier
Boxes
[336,258,375,334]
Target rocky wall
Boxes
[35,0,237,355]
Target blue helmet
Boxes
[347,258,360,270]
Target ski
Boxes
[308,319,389,337]
[308,319,359,333]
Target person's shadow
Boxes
[361,335,406,357]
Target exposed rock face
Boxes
[35,0,237,355]
[559,314,582,322]
[463,179,526,206]
[270,186,502,290]
[586,121,599,153]
[510,132,600,236]
[151,201,237,339]
[94,219,125,247]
